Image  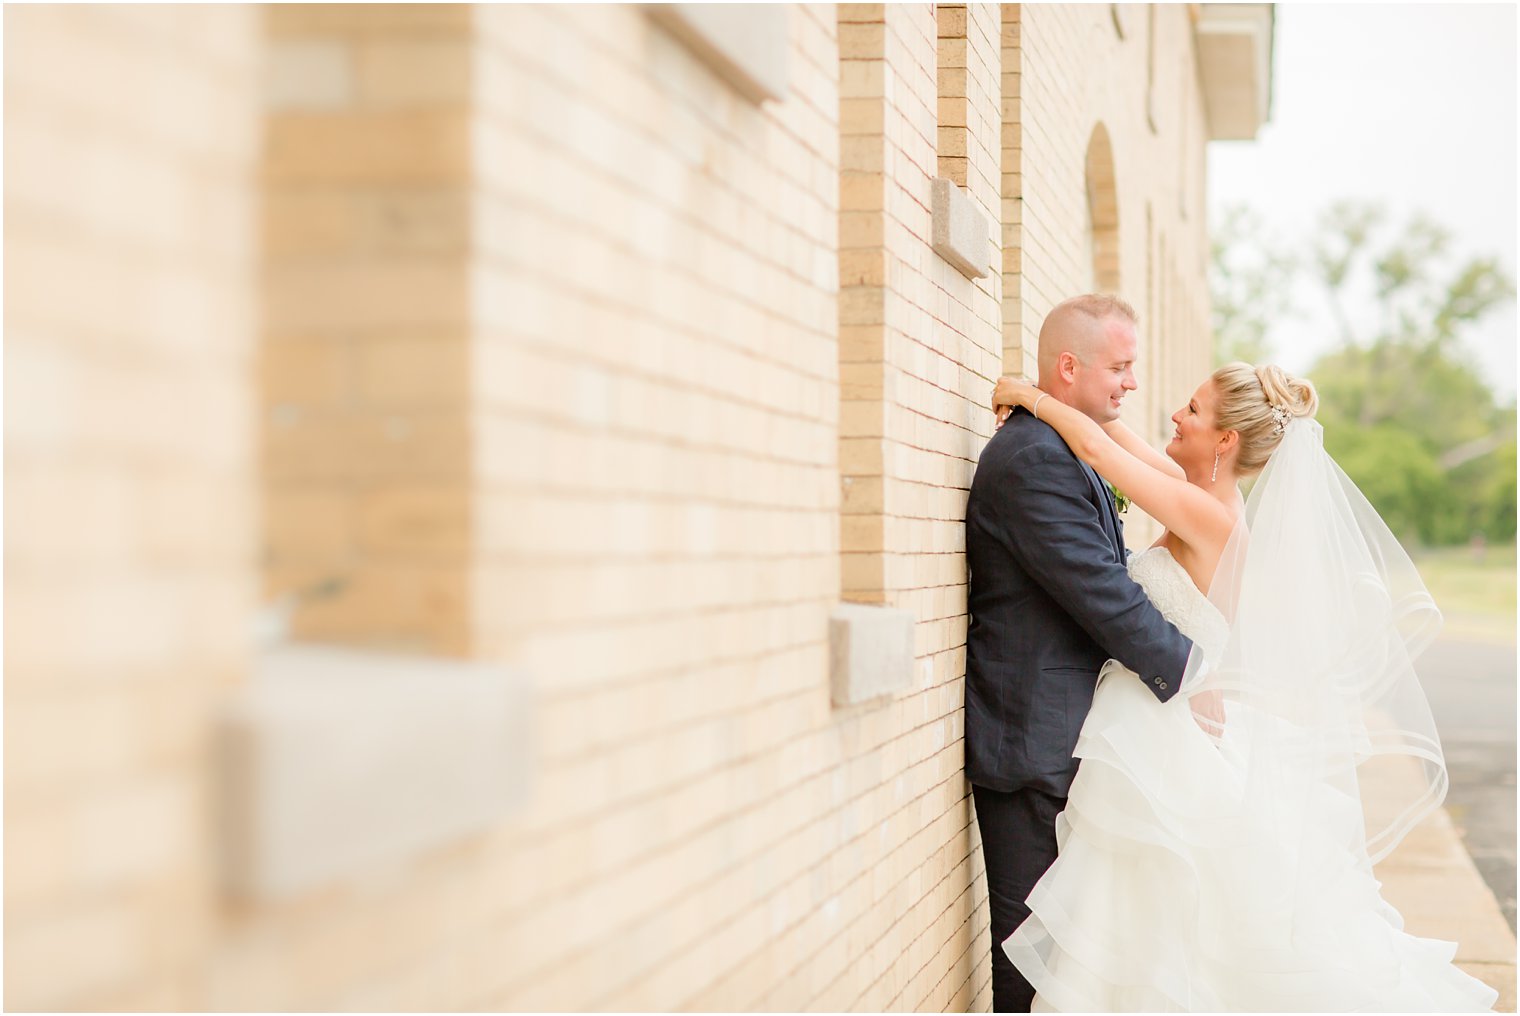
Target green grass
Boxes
[1410,544,1516,643]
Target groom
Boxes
[964,294,1193,1012]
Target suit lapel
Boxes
[1102,475,1126,554]
[1080,460,1124,559]
[1025,407,1123,557]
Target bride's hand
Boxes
[1189,689,1226,738]
[991,375,1037,429]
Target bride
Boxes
[989,363,1498,1012]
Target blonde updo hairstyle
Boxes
[1210,362,1319,475]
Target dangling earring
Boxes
[1211,450,1220,484]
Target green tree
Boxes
[1322,424,1457,545]
[1482,438,1518,542]
[1210,201,1516,545]
[1310,201,1514,429]
[1208,206,1299,365]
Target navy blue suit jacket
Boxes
[964,406,1193,796]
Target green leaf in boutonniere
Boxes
[1107,481,1130,514]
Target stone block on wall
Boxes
[218,645,532,898]
[647,4,790,104]
[264,39,353,111]
[829,603,916,706]
[931,177,992,280]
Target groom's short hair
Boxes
[1037,294,1139,377]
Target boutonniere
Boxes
[1107,481,1130,514]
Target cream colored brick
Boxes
[2,807,72,912]
[263,111,471,185]
[3,463,132,572]
[8,2,258,991]
[839,96,883,137]
[938,126,970,158]
[355,484,470,558]
[939,92,969,128]
[839,4,887,24]
[287,562,469,653]
[264,407,471,483]
[261,191,354,256]
[263,258,469,333]
[5,580,200,688]
[139,472,256,566]
[840,207,886,247]
[938,6,969,37]
[939,37,969,69]
[3,694,138,802]
[72,775,199,890]
[355,335,467,408]
[4,902,143,1010]
[839,22,887,60]
[260,340,350,405]
[840,248,887,288]
[263,487,355,564]
[265,188,467,258]
[266,4,472,37]
[355,38,471,107]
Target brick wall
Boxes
[260,4,475,655]
[464,4,996,1007]
[3,6,261,1009]
[3,3,1218,1010]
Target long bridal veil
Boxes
[1181,417,1448,887]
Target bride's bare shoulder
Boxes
[1152,533,1225,596]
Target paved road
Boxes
[1421,634,1517,933]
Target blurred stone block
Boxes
[931,177,992,279]
[830,603,916,706]
[218,645,531,898]
[648,4,790,104]
[265,39,352,111]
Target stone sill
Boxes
[647,4,790,104]
[830,602,917,706]
[932,177,993,280]
[218,644,531,899]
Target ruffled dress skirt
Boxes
[1002,665,1500,1012]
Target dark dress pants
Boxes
[972,782,1066,1013]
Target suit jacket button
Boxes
[1159,681,1168,690]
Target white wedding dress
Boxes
[1003,545,1499,1012]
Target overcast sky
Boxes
[1206,3,1518,398]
